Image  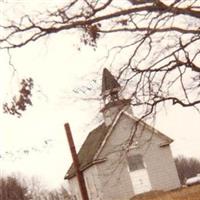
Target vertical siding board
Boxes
[69,177,82,200]
[84,165,103,200]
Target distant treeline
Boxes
[0,175,71,200]
[175,155,200,184]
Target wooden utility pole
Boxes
[64,123,89,200]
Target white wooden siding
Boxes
[84,165,102,200]
[69,165,103,200]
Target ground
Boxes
[130,184,200,200]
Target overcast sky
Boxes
[0,0,200,189]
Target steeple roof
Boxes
[101,68,121,95]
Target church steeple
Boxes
[102,68,121,95]
[101,68,121,104]
[100,68,132,126]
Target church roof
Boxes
[101,68,121,95]
[65,123,110,179]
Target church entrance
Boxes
[127,154,152,194]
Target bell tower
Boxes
[101,68,132,126]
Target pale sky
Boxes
[0,0,200,189]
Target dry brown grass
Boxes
[131,185,200,200]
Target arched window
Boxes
[127,154,145,172]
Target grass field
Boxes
[131,184,200,200]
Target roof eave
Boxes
[159,139,174,147]
[64,158,106,180]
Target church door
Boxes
[127,154,152,195]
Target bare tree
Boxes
[0,175,71,200]
[0,176,31,200]
[175,155,200,184]
[1,0,200,118]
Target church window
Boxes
[127,154,145,171]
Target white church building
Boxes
[65,68,180,200]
